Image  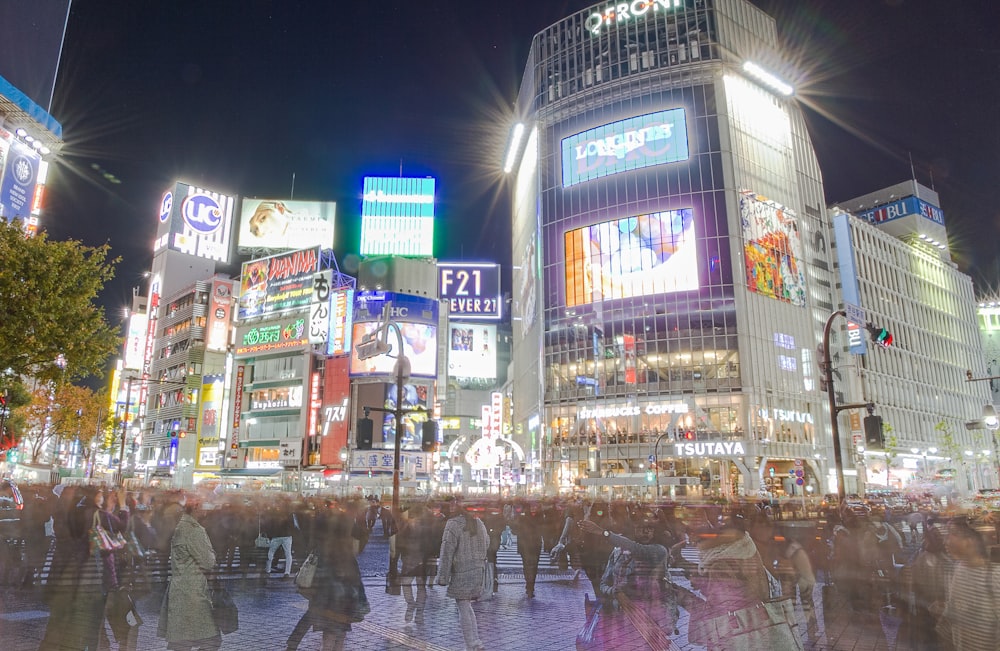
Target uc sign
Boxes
[438,263,501,320]
[182,193,224,233]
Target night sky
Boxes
[33,0,1000,326]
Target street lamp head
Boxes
[928,447,937,455]
[983,405,999,430]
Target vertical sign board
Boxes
[0,133,42,222]
[206,279,234,352]
[327,290,355,356]
[229,365,245,460]
[310,270,333,345]
[833,213,867,355]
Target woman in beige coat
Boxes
[437,499,489,651]
[158,499,221,650]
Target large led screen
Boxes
[564,209,697,307]
[447,324,497,381]
[349,321,438,378]
[739,191,806,307]
[360,176,435,257]
[561,109,689,187]
[237,199,336,252]
[349,291,439,378]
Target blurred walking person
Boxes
[510,500,544,598]
[940,519,1000,650]
[157,495,221,651]
[437,498,489,651]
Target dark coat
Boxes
[307,509,367,631]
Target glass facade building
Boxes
[508,0,839,497]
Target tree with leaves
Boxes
[13,382,106,465]
[0,219,121,390]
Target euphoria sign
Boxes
[438,262,501,321]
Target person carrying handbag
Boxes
[683,512,803,651]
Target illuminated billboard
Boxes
[234,316,309,357]
[349,291,439,378]
[0,131,42,221]
[360,176,435,256]
[154,182,237,263]
[326,289,355,356]
[739,191,806,307]
[206,279,234,352]
[438,263,501,320]
[561,109,689,187]
[564,209,697,307]
[237,199,336,252]
[123,313,148,370]
[447,323,497,381]
[238,246,321,319]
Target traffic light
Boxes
[356,418,374,450]
[681,431,695,441]
[421,420,437,452]
[864,415,884,449]
[645,469,655,483]
[866,323,893,348]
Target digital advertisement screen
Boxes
[561,108,689,187]
[238,246,321,319]
[564,209,698,307]
[360,176,435,257]
[237,199,336,252]
[326,289,354,356]
[381,382,429,448]
[447,323,497,381]
[739,191,806,307]
[349,320,438,378]
[155,182,237,263]
[438,262,502,320]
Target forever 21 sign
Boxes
[438,262,501,321]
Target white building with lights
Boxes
[505,0,840,498]
[831,181,993,492]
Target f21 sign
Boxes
[438,263,501,320]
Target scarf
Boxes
[698,531,758,574]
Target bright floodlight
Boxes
[503,122,526,174]
[984,405,999,430]
[742,61,794,96]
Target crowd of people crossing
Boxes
[2,481,1000,650]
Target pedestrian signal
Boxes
[421,420,437,452]
[356,418,374,450]
[864,415,884,450]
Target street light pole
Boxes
[388,322,409,516]
[654,431,671,499]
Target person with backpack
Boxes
[576,512,677,649]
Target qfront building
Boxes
[506,0,846,497]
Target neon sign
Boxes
[585,0,683,36]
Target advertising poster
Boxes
[564,209,697,307]
[157,182,237,263]
[447,324,497,381]
[561,108,689,187]
[349,291,439,378]
[739,191,806,307]
[516,233,538,335]
[327,290,354,356]
[381,383,429,448]
[238,246,320,319]
[206,279,234,352]
[195,377,222,471]
[0,135,40,220]
[237,199,336,252]
[438,263,502,320]
[123,313,148,370]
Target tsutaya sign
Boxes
[585,0,683,35]
[674,441,747,457]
